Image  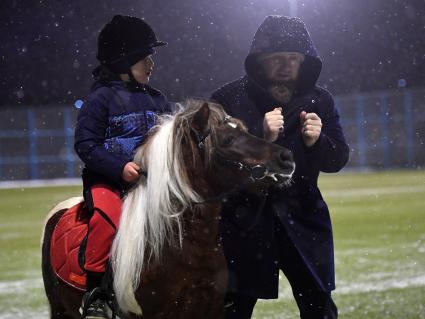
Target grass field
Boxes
[0,170,424,318]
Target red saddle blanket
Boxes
[50,202,88,291]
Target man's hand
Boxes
[300,111,322,147]
[263,107,284,142]
[122,162,141,183]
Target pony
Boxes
[41,100,295,318]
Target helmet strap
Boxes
[125,59,144,91]
[127,69,137,84]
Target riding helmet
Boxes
[97,15,167,73]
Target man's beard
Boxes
[267,81,296,104]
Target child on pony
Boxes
[74,15,171,319]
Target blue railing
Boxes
[335,88,421,169]
[0,88,423,181]
[0,106,80,180]
[403,91,415,167]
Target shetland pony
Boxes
[42,100,295,318]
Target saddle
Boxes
[50,186,121,291]
[50,201,89,290]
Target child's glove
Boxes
[122,162,141,183]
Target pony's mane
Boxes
[110,99,235,314]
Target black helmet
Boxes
[97,15,167,73]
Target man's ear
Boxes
[191,102,210,134]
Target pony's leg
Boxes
[47,282,83,319]
[42,209,82,319]
[42,209,66,318]
[49,308,74,319]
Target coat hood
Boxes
[245,16,322,93]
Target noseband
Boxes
[214,153,269,183]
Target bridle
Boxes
[191,115,270,205]
[139,114,273,232]
[138,115,271,188]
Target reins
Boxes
[137,113,271,232]
[198,149,271,232]
[189,117,270,231]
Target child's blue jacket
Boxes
[74,81,171,186]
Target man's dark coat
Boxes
[211,16,349,298]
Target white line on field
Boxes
[276,273,425,299]
[335,241,425,256]
[0,178,81,189]
[336,274,425,294]
[0,278,43,295]
[0,309,49,319]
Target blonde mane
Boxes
[110,100,231,314]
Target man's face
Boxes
[257,52,305,83]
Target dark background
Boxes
[1,0,424,106]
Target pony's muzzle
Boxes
[278,150,295,174]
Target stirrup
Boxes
[80,287,108,319]
[80,288,122,319]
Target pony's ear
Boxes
[191,102,210,133]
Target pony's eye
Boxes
[222,135,235,146]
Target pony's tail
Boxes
[110,181,147,315]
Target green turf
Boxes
[0,171,424,318]
[0,186,81,318]
[253,170,425,318]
